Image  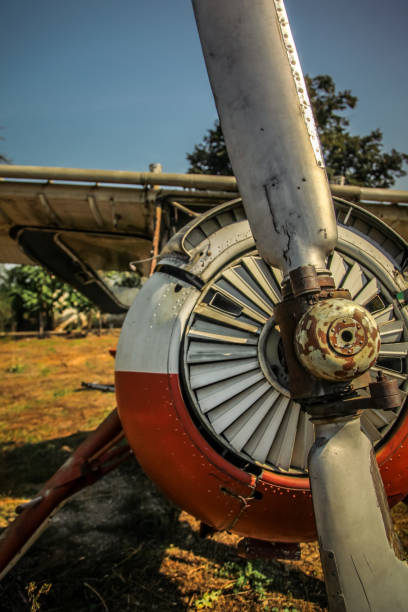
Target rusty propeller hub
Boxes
[294,298,381,382]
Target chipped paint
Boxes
[273,0,325,168]
[294,298,380,381]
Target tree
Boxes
[0,128,10,164]
[187,121,232,176]
[306,75,408,187]
[0,265,13,332]
[103,270,141,289]
[186,74,408,188]
[1,265,94,334]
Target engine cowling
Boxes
[115,199,408,542]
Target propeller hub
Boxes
[294,298,380,382]
[258,317,289,393]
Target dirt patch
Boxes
[0,334,406,611]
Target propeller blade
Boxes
[192,0,337,274]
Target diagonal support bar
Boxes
[0,409,132,580]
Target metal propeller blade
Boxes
[192,1,408,609]
[192,0,336,275]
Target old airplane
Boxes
[1,0,408,608]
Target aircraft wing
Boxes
[0,166,236,312]
[0,182,157,313]
[1,165,407,312]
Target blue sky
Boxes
[1,0,407,189]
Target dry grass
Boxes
[0,333,406,611]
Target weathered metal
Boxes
[0,166,408,207]
[116,369,317,542]
[149,203,163,275]
[1,167,408,283]
[309,415,408,611]
[369,372,402,411]
[192,2,408,606]
[331,184,408,204]
[274,288,352,399]
[0,164,238,191]
[1,199,408,579]
[0,409,131,579]
[192,0,337,275]
[81,381,115,392]
[114,198,408,548]
[288,265,325,297]
[237,538,301,561]
[2,1,408,599]
[294,299,380,382]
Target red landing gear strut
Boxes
[0,408,132,579]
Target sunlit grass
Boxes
[5,362,27,374]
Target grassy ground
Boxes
[0,333,407,611]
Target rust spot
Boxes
[334,370,350,378]
[342,360,355,371]
[298,313,322,356]
[370,328,379,341]
[352,308,364,323]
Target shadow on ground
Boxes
[0,433,328,611]
[0,432,89,498]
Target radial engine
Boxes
[115,198,408,544]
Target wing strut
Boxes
[0,409,131,580]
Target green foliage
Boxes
[306,74,408,187]
[186,74,408,188]
[0,129,11,164]
[305,74,357,134]
[192,560,276,609]
[6,362,27,374]
[63,287,94,313]
[219,560,274,600]
[53,388,68,398]
[0,265,95,331]
[187,121,232,176]
[0,287,12,331]
[103,270,141,288]
[194,589,222,609]
[9,266,64,311]
[0,264,13,331]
